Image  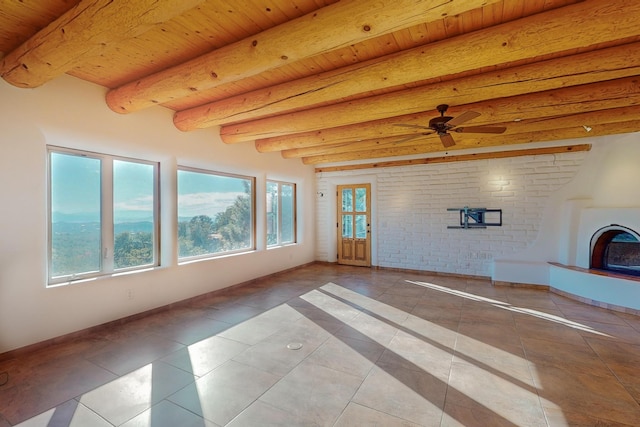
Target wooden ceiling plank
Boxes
[105,0,501,114]
[314,144,592,173]
[302,120,640,164]
[218,40,640,142]
[211,0,640,140]
[0,0,205,88]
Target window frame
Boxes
[177,166,256,261]
[47,146,160,285]
[266,180,297,248]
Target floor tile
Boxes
[151,316,232,346]
[533,364,640,426]
[0,358,116,425]
[446,361,546,427]
[168,360,280,426]
[225,400,301,427]
[304,335,384,380]
[351,364,447,425]
[6,263,640,427]
[334,402,422,426]
[258,360,362,426]
[13,400,112,427]
[202,303,265,325]
[161,335,249,377]
[377,329,454,382]
[231,317,330,376]
[121,399,217,427]
[79,361,194,426]
[87,333,184,376]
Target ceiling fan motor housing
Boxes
[429,115,453,132]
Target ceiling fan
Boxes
[394,104,506,148]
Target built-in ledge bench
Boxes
[548,262,640,316]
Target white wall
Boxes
[316,133,640,310]
[316,147,588,276]
[0,76,316,353]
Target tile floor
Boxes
[1,263,640,426]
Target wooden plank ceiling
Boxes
[1,0,639,167]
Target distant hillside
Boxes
[52,221,154,234]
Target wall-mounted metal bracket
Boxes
[447,206,502,229]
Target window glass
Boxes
[355,214,367,239]
[178,169,254,258]
[281,183,295,244]
[342,215,353,238]
[113,160,156,269]
[48,148,159,284]
[50,152,102,278]
[266,181,296,247]
[266,181,279,246]
[355,187,367,212]
[342,188,353,212]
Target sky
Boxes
[50,152,249,223]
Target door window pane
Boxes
[50,152,102,277]
[355,187,367,212]
[355,214,367,239]
[342,189,353,212]
[342,215,353,238]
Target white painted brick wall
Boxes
[316,151,587,276]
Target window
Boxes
[266,181,296,247]
[177,168,254,259]
[48,147,159,284]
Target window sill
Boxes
[47,265,162,288]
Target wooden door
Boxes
[337,184,371,266]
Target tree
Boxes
[214,188,252,250]
[189,215,214,248]
[114,231,153,268]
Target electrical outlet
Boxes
[127,289,134,300]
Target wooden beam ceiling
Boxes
[252,44,640,152]
[105,0,500,114]
[218,0,640,143]
[0,0,205,88]
[1,0,638,168]
[314,144,593,173]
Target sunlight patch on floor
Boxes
[407,280,612,337]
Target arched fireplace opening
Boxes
[590,225,640,277]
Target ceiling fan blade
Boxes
[393,124,432,130]
[440,133,455,148]
[447,111,481,127]
[455,125,507,134]
[392,132,434,144]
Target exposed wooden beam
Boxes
[220,0,640,142]
[281,105,640,158]
[210,41,640,139]
[105,0,499,114]
[183,37,640,133]
[314,145,593,173]
[256,76,640,152]
[0,0,204,88]
[302,121,640,164]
